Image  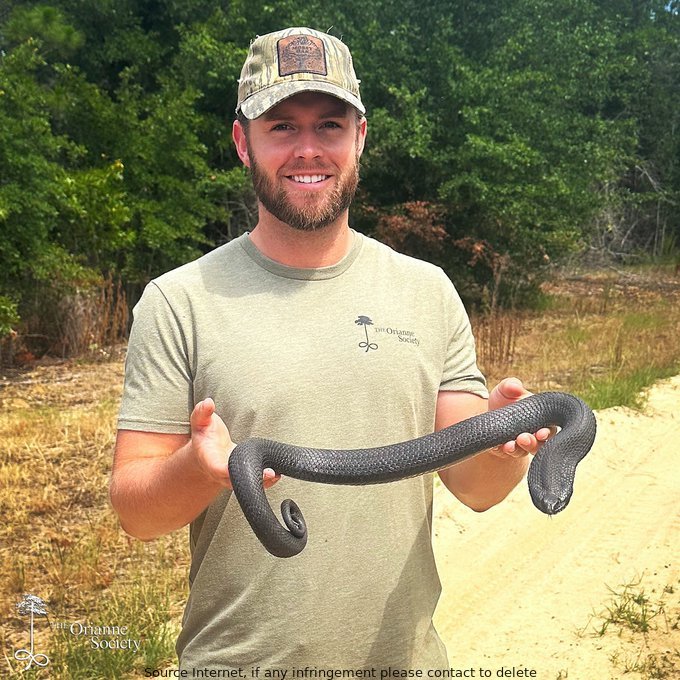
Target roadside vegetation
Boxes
[578,575,680,679]
[474,263,680,409]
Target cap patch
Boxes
[278,35,327,77]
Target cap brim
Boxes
[239,80,365,120]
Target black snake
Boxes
[228,391,597,557]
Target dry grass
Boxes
[1,266,679,677]
[0,351,188,678]
[474,265,680,407]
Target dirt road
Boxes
[432,376,680,680]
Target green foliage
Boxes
[286,0,678,304]
[0,39,84,291]
[4,4,84,58]
[0,296,19,337]
[0,2,231,352]
[1,0,679,356]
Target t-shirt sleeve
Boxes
[438,273,489,398]
[117,282,194,434]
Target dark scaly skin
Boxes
[228,392,597,557]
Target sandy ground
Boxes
[431,376,680,680]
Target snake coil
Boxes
[228,391,597,557]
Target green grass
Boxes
[478,268,680,411]
[594,581,663,637]
[581,577,680,680]
[48,575,180,679]
[574,363,680,410]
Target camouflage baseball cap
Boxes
[236,27,365,120]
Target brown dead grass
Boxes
[474,265,680,398]
[0,349,188,677]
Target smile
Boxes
[289,174,330,184]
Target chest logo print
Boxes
[355,316,378,352]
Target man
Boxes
[110,27,551,672]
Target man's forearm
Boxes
[434,382,551,512]
[438,450,531,512]
[109,437,224,541]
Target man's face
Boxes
[233,92,367,231]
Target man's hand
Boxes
[191,398,280,489]
[110,399,281,540]
[488,377,554,458]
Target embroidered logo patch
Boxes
[278,35,327,76]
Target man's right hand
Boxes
[110,399,279,540]
[190,398,280,489]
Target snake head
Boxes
[531,489,568,515]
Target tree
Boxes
[1,0,679,358]
[296,0,643,303]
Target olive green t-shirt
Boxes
[118,231,487,672]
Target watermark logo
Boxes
[14,594,50,670]
[52,621,142,652]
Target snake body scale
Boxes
[228,391,597,558]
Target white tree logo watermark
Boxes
[14,594,50,670]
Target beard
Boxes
[249,153,360,232]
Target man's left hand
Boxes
[488,377,554,458]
